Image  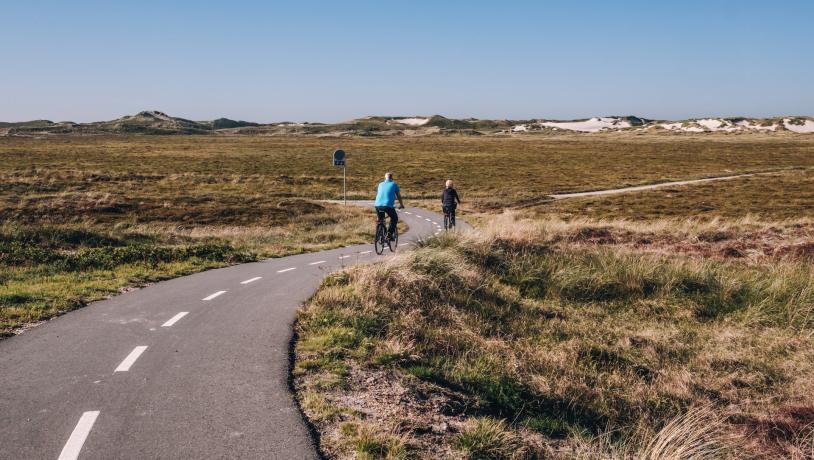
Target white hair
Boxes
[385,172,393,180]
[445,179,453,187]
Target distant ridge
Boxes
[1,111,812,136]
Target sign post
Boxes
[332,149,346,205]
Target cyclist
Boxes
[374,172,405,240]
[441,179,461,228]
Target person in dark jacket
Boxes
[441,179,461,228]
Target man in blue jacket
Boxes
[374,172,405,240]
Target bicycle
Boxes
[374,215,398,255]
[443,206,456,231]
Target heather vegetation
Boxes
[537,169,814,221]
[3,133,813,458]
[5,133,811,336]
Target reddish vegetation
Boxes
[559,222,814,263]
[735,405,814,458]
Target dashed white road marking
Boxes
[240,276,262,285]
[360,250,372,254]
[339,255,351,259]
[425,218,432,222]
[58,410,100,460]
[308,260,326,265]
[161,312,189,327]
[114,346,148,372]
[404,211,411,214]
[277,267,296,273]
[415,215,423,218]
[202,290,226,301]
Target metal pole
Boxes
[343,166,346,205]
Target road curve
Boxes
[0,206,464,459]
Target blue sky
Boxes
[2,1,812,122]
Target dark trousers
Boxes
[443,205,456,226]
[375,206,398,236]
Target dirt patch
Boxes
[734,405,814,458]
[299,365,474,458]
[297,364,553,459]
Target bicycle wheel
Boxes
[374,224,386,255]
[444,213,450,230]
[389,225,398,251]
[450,210,456,229]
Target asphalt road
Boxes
[0,206,466,460]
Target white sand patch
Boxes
[512,124,528,132]
[538,117,631,133]
[735,120,777,131]
[658,122,705,132]
[697,119,724,130]
[693,119,738,132]
[393,117,430,126]
[783,118,814,133]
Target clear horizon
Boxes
[2,1,813,123]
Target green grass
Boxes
[340,421,408,460]
[0,203,372,336]
[456,417,526,460]
[0,223,255,335]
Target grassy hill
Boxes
[295,216,814,459]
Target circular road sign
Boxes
[333,149,346,166]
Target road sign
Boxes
[333,149,347,205]
[333,149,345,167]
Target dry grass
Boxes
[6,134,811,336]
[456,417,530,459]
[3,133,812,454]
[572,406,744,459]
[478,211,814,264]
[2,134,813,209]
[535,169,814,220]
[294,216,814,459]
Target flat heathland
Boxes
[537,169,814,221]
[4,133,814,457]
[3,133,814,205]
[2,133,812,335]
[1,136,382,336]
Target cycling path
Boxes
[549,172,764,199]
[0,206,461,459]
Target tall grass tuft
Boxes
[456,417,527,460]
